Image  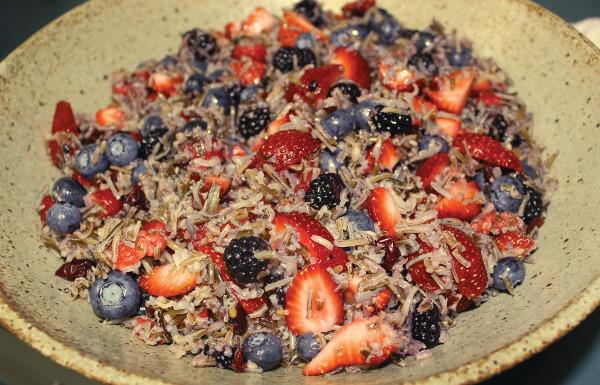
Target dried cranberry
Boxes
[123,186,147,210]
[378,236,400,275]
[55,259,96,281]
[229,305,248,335]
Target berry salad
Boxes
[39,0,554,376]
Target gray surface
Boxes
[0,1,598,384]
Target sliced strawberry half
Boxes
[424,68,476,113]
[332,47,372,90]
[254,130,321,171]
[96,106,126,127]
[471,211,525,235]
[230,60,266,86]
[453,132,522,172]
[416,152,450,190]
[377,63,416,92]
[285,264,344,335]
[378,139,402,171]
[286,65,344,107]
[341,0,376,18]
[51,101,78,135]
[281,11,328,41]
[477,91,503,107]
[407,240,442,293]
[494,231,536,258]
[141,219,166,233]
[140,264,197,298]
[412,96,436,114]
[232,293,268,317]
[435,116,462,138]
[442,226,488,299]
[135,230,167,257]
[369,288,393,313]
[201,176,231,197]
[115,242,145,271]
[241,7,277,36]
[435,179,482,221]
[232,43,267,63]
[90,189,123,217]
[303,317,398,376]
[149,72,182,96]
[194,244,234,282]
[225,20,242,40]
[367,187,400,238]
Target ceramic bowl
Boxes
[0,0,599,384]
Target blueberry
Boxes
[331,24,369,47]
[346,209,375,231]
[75,144,109,178]
[418,135,449,153]
[414,31,436,52]
[46,203,81,234]
[131,162,149,184]
[160,55,178,67]
[202,87,231,115]
[446,46,472,67]
[492,257,526,291]
[52,177,86,207]
[320,149,342,172]
[296,33,316,50]
[521,161,539,180]
[473,171,488,192]
[105,133,139,167]
[184,73,206,96]
[296,333,322,361]
[192,56,208,74]
[490,175,525,213]
[511,134,523,148]
[142,115,167,138]
[352,100,380,130]
[321,109,354,139]
[242,332,283,371]
[89,271,141,321]
[183,29,218,59]
[182,119,208,132]
[368,8,402,46]
[207,69,230,83]
[240,86,259,102]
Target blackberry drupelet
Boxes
[139,134,163,159]
[407,52,437,75]
[372,109,413,136]
[273,47,297,73]
[184,29,218,58]
[327,82,362,102]
[411,305,441,348]
[223,236,269,284]
[293,0,325,27]
[296,48,317,67]
[238,107,271,138]
[304,173,344,210]
[213,347,236,369]
[489,114,508,142]
[523,186,543,224]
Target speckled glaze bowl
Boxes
[0,0,598,384]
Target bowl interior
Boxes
[0,0,599,384]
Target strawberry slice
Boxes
[273,211,348,269]
[412,96,436,114]
[331,47,372,90]
[115,242,145,271]
[48,138,78,168]
[233,294,268,317]
[280,11,328,43]
[230,60,266,86]
[267,109,292,135]
[477,91,502,107]
[135,230,167,257]
[435,116,462,138]
[141,219,166,233]
[447,293,474,313]
[378,139,402,171]
[494,231,536,258]
[407,240,442,293]
[286,65,344,106]
[201,176,231,197]
[232,43,267,63]
[377,63,416,92]
[471,211,525,235]
[303,317,398,375]
[39,195,54,224]
[453,133,522,172]
[285,264,344,335]
[140,264,197,298]
[442,226,488,299]
[254,130,321,171]
[241,7,277,36]
[472,72,493,93]
[370,288,393,312]
[367,187,400,238]
[194,244,234,282]
[96,106,126,127]
[149,72,182,96]
[435,179,482,221]
[225,20,242,40]
[90,189,123,217]
[341,0,376,18]
[424,68,476,113]
[51,101,78,135]
[415,152,450,190]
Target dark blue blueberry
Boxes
[492,257,526,291]
[183,29,218,58]
[296,333,322,361]
[331,24,369,47]
[75,144,109,178]
[46,203,81,234]
[319,149,342,172]
[414,31,436,52]
[142,115,168,137]
[106,133,139,167]
[521,161,539,180]
[243,332,283,371]
[407,53,437,76]
[473,171,488,192]
[490,175,525,213]
[202,87,231,115]
[368,8,402,46]
[296,32,316,50]
[418,135,449,153]
[192,57,208,74]
[207,69,230,82]
[321,109,354,139]
[346,209,375,232]
[511,134,523,148]
[160,55,178,67]
[184,73,206,96]
[131,162,149,184]
[328,82,362,103]
[240,86,259,102]
[182,119,208,132]
[446,46,472,67]
[352,100,380,131]
[52,177,86,207]
[89,271,141,321]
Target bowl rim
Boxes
[0,0,599,384]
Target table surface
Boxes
[1,1,598,384]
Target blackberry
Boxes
[304,173,344,210]
[489,114,508,142]
[139,134,163,159]
[238,107,271,138]
[407,53,437,75]
[223,236,269,284]
[411,305,441,348]
[296,48,317,67]
[293,0,325,27]
[523,186,543,224]
[327,82,361,102]
[213,347,236,369]
[183,29,218,59]
[273,47,297,73]
[372,109,413,136]
[265,267,288,306]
